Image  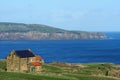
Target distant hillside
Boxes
[0,22,106,40]
[0,22,66,33]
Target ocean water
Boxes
[1,32,120,64]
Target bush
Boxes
[0,60,6,71]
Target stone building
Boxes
[6,49,44,73]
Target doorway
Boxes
[30,66,35,73]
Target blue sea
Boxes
[1,32,120,64]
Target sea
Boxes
[1,32,120,64]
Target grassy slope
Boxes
[0,22,67,33]
[0,22,95,34]
[0,60,119,80]
[0,72,117,80]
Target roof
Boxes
[15,50,35,58]
[35,56,42,61]
[30,62,41,66]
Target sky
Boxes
[0,0,120,32]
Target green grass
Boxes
[0,72,117,80]
[63,74,117,80]
[0,72,68,80]
[42,64,62,73]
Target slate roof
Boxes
[15,50,35,58]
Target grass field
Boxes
[0,72,118,80]
[0,60,120,80]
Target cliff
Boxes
[0,22,106,40]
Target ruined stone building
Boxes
[6,49,44,73]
